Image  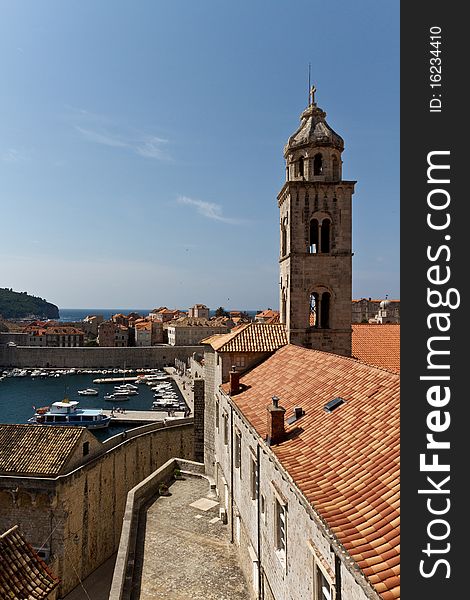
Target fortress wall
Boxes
[0,345,202,369]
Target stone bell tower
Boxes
[278,85,355,356]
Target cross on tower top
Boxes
[309,84,316,106]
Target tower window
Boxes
[298,156,304,177]
[281,219,287,256]
[321,219,330,253]
[313,153,323,176]
[309,293,319,327]
[310,291,331,329]
[309,219,319,253]
[321,292,330,328]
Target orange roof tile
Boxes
[0,526,59,598]
[352,324,400,373]
[203,322,287,353]
[0,424,86,476]
[228,345,400,600]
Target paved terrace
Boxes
[132,475,251,600]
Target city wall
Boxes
[0,421,194,597]
[0,345,202,369]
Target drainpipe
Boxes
[335,554,342,600]
[230,403,234,544]
[256,443,263,599]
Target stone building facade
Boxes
[352,299,400,324]
[211,345,399,600]
[167,317,229,346]
[188,303,210,319]
[279,86,355,356]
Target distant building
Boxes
[149,307,179,323]
[111,313,129,327]
[255,309,280,324]
[134,320,152,347]
[81,314,104,337]
[167,317,229,346]
[352,298,400,323]
[97,321,129,347]
[24,325,84,347]
[188,303,210,319]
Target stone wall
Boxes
[193,379,205,463]
[203,349,217,477]
[0,345,203,369]
[0,421,194,597]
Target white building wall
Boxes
[213,388,379,600]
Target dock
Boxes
[93,376,140,384]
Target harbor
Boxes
[0,367,193,440]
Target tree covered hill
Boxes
[0,288,59,319]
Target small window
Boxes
[223,412,229,446]
[83,441,90,456]
[215,400,220,430]
[250,456,258,500]
[298,156,304,177]
[315,564,335,600]
[261,494,266,521]
[275,499,287,558]
[235,430,242,472]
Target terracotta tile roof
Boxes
[228,345,400,600]
[0,526,59,599]
[0,424,85,476]
[352,324,400,373]
[256,309,280,319]
[203,322,287,353]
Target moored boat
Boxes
[29,399,110,429]
[77,388,99,396]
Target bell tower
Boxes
[279,85,355,356]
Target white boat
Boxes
[78,388,99,396]
[29,399,111,429]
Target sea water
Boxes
[0,373,162,441]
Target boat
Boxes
[29,399,110,429]
[104,393,129,402]
[78,388,99,396]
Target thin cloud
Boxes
[73,117,170,161]
[177,195,242,224]
[75,126,128,148]
[1,148,24,162]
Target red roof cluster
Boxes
[227,345,400,600]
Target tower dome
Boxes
[284,85,344,183]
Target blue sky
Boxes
[0,1,399,311]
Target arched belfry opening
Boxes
[321,219,330,253]
[309,219,319,253]
[279,83,354,356]
[313,153,323,176]
[309,291,331,329]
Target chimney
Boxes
[266,396,286,445]
[229,366,240,395]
